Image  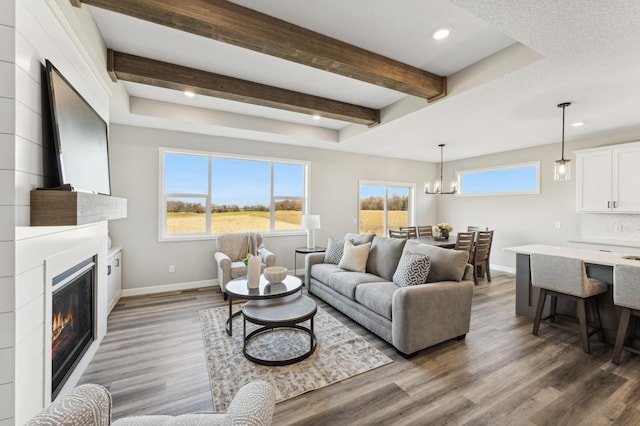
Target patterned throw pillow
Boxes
[324,238,346,264]
[393,253,431,287]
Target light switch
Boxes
[555,222,561,229]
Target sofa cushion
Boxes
[366,236,406,281]
[393,253,431,287]
[325,271,388,299]
[403,240,469,282]
[354,281,398,320]
[344,232,376,246]
[324,237,345,264]
[310,263,344,284]
[339,241,371,273]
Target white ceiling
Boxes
[89,0,640,162]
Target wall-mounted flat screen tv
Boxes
[45,60,111,195]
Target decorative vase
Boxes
[247,256,261,289]
[439,229,449,240]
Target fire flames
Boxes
[52,308,74,357]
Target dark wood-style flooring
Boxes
[80,273,640,425]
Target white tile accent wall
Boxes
[0,62,14,98]
[0,312,15,349]
[0,25,15,62]
[0,0,15,27]
[0,276,14,313]
[0,348,14,384]
[0,134,16,171]
[581,213,640,242]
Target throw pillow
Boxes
[324,238,346,264]
[393,253,431,287]
[338,240,371,273]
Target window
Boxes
[161,148,307,239]
[457,162,540,196]
[359,181,414,236]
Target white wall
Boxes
[0,0,111,424]
[108,124,439,290]
[438,127,640,271]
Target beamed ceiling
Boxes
[70,0,640,162]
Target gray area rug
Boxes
[199,303,393,410]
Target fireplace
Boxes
[51,257,95,399]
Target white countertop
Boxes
[504,244,640,267]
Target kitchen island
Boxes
[505,244,640,343]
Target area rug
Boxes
[199,303,393,410]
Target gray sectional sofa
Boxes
[305,233,474,356]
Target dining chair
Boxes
[416,226,433,238]
[399,226,418,239]
[467,225,488,232]
[471,230,493,285]
[388,229,409,239]
[454,231,475,262]
[530,253,607,354]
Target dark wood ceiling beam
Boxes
[74,0,446,100]
[107,50,380,125]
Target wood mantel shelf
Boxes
[30,190,127,226]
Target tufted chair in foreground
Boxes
[26,380,276,426]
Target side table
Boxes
[294,246,326,277]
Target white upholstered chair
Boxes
[530,253,607,354]
[214,232,276,297]
[26,380,276,425]
[612,264,640,364]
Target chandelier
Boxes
[425,144,457,195]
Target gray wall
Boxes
[438,127,640,270]
[108,124,438,290]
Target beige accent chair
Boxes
[612,264,640,364]
[530,253,607,354]
[26,380,276,425]
[214,232,276,296]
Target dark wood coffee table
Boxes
[242,293,317,366]
[224,274,302,336]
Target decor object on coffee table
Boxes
[263,266,288,283]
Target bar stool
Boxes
[612,264,640,364]
[530,253,607,354]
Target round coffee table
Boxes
[242,293,317,366]
[224,274,302,336]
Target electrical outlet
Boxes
[169,264,175,273]
[555,221,561,229]
[614,224,623,232]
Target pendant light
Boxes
[554,102,571,181]
[425,144,457,195]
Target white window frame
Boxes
[159,147,310,241]
[358,180,416,236]
[456,161,540,197]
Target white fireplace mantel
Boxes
[13,222,109,423]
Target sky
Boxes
[461,164,538,194]
[165,154,304,206]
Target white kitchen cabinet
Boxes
[107,247,122,314]
[576,141,640,213]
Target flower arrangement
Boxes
[432,223,453,233]
[242,253,254,266]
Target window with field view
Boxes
[359,182,413,236]
[161,148,307,239]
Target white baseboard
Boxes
[121,279,218,297]
[490,264,515,274]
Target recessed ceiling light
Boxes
[184,90,195,98]
[312,114,321,120]
[571,121,584,127]
[432,27,451,40]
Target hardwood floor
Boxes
[80,273,640,425]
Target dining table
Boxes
[415,235,457,249]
